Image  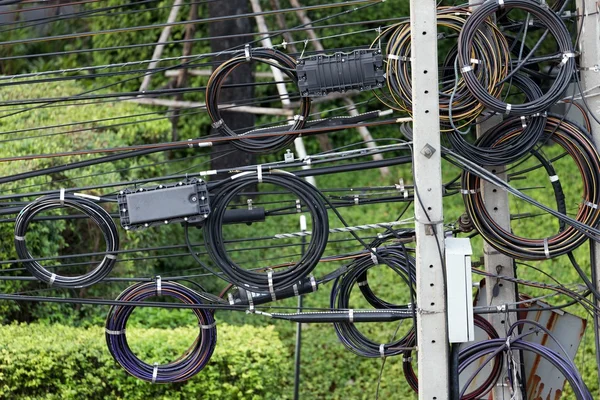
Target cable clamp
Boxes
[296,199,302,213]
[49,273,56,286]
[505,103,512,115]
[14,235,25,241]
[59,188,65,205]
[520,116,527,128]
[461,65,473,73]
[267,269,276,301]
[228,293,234,305]
[152,363,158,383]
[561,52,576,65]
[549,175,559,183]
[257,165,263,183]
[583,199,599,209]
[155,275,162,296]
[105,328,126,335]
[370,247,379,265]
[348,309,354,323]
[245,44,252,61]
[379,344,386,358]
[543,238,550,259]
[357,280,368,287]
[211,119,224,129]
[310,275,317,292]
[200,321,216,330]
[496,304,507,312]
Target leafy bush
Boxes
[0,322,291,400]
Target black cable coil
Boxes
[204,170,328,293]
[457,0,575,116]
[462,116,600,260]
[330,245,415,357]
[14,192,119,288]
[206,48,311,154]
[447,73,547,165]
[105,281,217,383]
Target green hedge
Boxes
[0,322,290,400]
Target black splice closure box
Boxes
[118,179,210,230]
[296,49,385,98]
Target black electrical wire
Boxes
[205,48,310,153]
[201,170,328,292]
[457,0,575,116]
[105,280,217,383]
[14,192,119,288]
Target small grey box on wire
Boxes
[118,178,210,230]
[296,49,385,97]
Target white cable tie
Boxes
[211,119,224,129]
[293,284,299,296]
[188,138,194,148]
[296,199,302,213]
[354,195,360,205]
[470,58,481,64]
[310,275,317,292]
[549,175,559,183]
[520,116,527,128]
[14,235,25,241]
[357,280,368,287]
[583,199,599,209]
[105,328,126,335]
[460,189,479,194]
[152,363,158,383]
[49,273,56,286]
[155,275,162,296]
[245,44,251,61]
[543,238,550,259]
[74,193,101,201]
[461,65,473,73]
[59,188,65,205]
[200,321,217,330]
[267,270,276,301]
[257,165,263,183]
[379,344,386,358]
[497,0,504,8]
[105,254,117,260]
[505,103,512,115]
[348,309,354,323]
[370,248,379,265]
[293,114,305,122]
[387,54,400,60]
[281,40,287,50]
[228,293,234,305]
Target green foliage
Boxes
[0,322,290,400]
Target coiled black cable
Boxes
[203,170,328,293]
[330,245,415,358]
[205,48,311,154]
[14,192,119,288]
[105,280,217,383]
[457,0,575,116]
[462,116,600,260]
[447,73,547,165]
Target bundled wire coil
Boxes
[105,281,217,383]
[457,0,575,116]
[374,7,509,130]
[462,116,600,260]
[205,48,311,154]
[203,170,328,293]
[330,245,415,358]
[403,315,502,399]
[447,73,547,165]
[14,193,119,288]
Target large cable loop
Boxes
[203,171,328,293]
[462,116,600,260]
[14,193,119,288]
[105,281,217,383]
[205,48,311,154]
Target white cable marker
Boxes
[549,175,559,183]
[380,344,386,358]
[49,273,56,286]
[348,309,354,323]
[105,329,126,335]
[257,165,263,183]
[267,270,276,301]
[370,247,379,265]
[59,188,65,205]
[200,321,217,330]
[152,363,158,383]
[15,235,25,241]
[156,275,162,296]
[543,238,550,259]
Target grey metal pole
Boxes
[409,1,450,399]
